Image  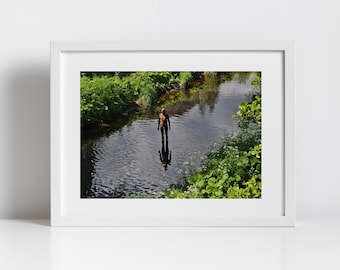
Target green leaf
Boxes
[196,179,205,188]
[239,155,249,165]
[208,177,216,187]
[250,156,258,166]
[215,190,223,197]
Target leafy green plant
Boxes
[251,73,261,89]
[80,75,133,125]
[233,96,261,129]
[179,72,192,89]
[202,71,219,90]
[80,72,178,126]
[165,142,262,199]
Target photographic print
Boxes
[51,41,295,226]
[81,71,262,199]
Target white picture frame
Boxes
[50,41,295,226]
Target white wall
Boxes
[0,0,339,219]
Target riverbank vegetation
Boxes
[81,72,179,126]
[80,71,237,127]
[165,73,261,199]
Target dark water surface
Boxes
[82,79,253,198]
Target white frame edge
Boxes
[284,41,296,225]
[50,42,62,226]
[50,41,295,227]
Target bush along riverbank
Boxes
[80,72,237,127]
[165,74,262,199]
[81,72,181,126]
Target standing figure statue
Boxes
[157,108,170,142]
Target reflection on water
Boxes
[196,89,219,115]
[234,72,252,84]
[81,77,254,198]
[159,140,171,171]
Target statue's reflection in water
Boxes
[159,139,172,171]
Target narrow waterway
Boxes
[81,78,254,198]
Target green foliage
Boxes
[124,72,156,107]
[155,71,221,114]
[155,90,191,110]
[251,73,261,89]
[233,96,261,129]
[234,72,252,84]
[202,71,219,90]
[80,72,178,126]
[81,75,133,125]
[190,72,219,93]
[179,72,192,89]
[165,141,262,199]
[219,72,235,83]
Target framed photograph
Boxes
[51,41,295,226]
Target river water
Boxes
[81,78,254,198]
